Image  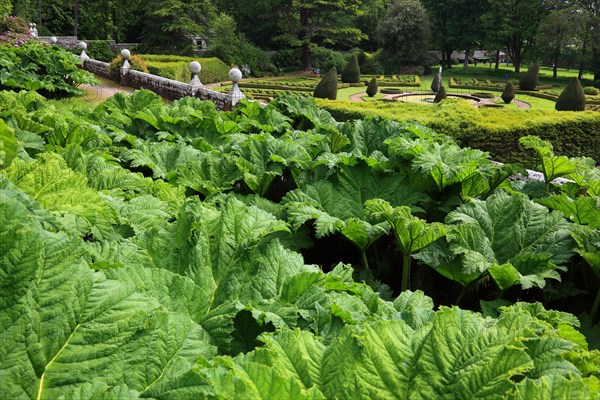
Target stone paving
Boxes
[349,91,531,109]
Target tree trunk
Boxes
[444,49,453,69]
[508,37,521,73]
[463,50,469,69]
[74,0,79,37]
[553,47,559,79]
[300,8,312,72]
[495,49,500,70]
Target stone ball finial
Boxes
[189,61,201,74]
[78,41,87,50]
[121,49,131,60]
[50,36,57,44]
[229,67,242,83]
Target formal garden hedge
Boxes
[316,98,600,166]
[140,55,229,84]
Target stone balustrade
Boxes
[77,43,246,111]
[83,59,111,79]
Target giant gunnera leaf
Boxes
[186,302,596,400]
[0,180,217,399]
[283,163,428,264]
[418,191,574,289]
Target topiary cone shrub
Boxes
[431,73,440,93]
[366,77,378,97]
[341,55,361,83]
[555,77,586,111]
[313,67,338,100]
[501,81,515,104]
[433,84,447,103]
[519,64,539,90]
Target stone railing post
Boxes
[78,41,89,62]
[227,67,245,107]
[120,49,131,76]
[189,61,202,94]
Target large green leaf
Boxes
[4,153,118,239]
[507,375,594,400]
[171,152,242,196]
[0,182,216,399]
[190,303,593,400]
[283,163,427,253]
[0,119,17,169]
[538,194,600,229]
[519,135,577,189]
[365,198,446,255]
[123,141,202,179]
[422,191,574,289]
[387,136,494,191]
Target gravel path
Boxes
[348,91,531,108]
[80,81,134,101]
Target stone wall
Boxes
[122,70,193,100]
[195,87,233,111]
[39,36,79,50]
[76,43,246,111]
[83,59,112,79]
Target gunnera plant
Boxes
[341,55,361,83]
[313,67,338,100]
[519,64,539,90]
[366,77,378,97]
[555,77,586,111]
[501,81,515,104]
[433,84,447,103]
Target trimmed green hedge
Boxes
[141,55,229,84]
[315,98,600,166]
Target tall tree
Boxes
[423,0,488,69]
[355,0,392,51]
[219,0,366,71]
[294,0,365,71]
[375,0,431,72]
[537,8,584,78]
[482,0,555,72]
[73,0,78,36]
[215,0,285,49]
[138,0,216,55]
[576,0,600,79]
[0,0,11,18]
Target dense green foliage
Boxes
[315,99,600,165]
[207,13,274,77]
[0,14,27,33]
[501,81,515,104]
[375,0,431,73]
[519,63,540,91]
[108,54,149,77]
[85,40,117,62]
[141,56,229,84]
[366,77,378,97]
[313,67,338,100]
[341,55,361,83]
[556,78,586,112]
[0,41,98,96]
[0,90,598,398]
